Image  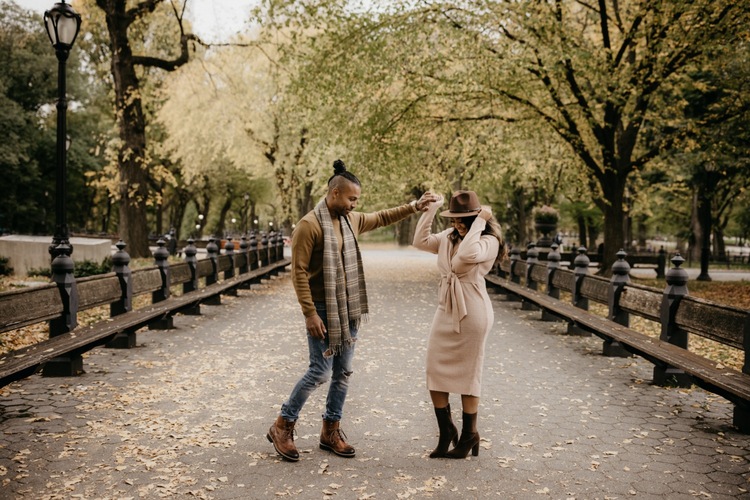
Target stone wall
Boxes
[0,235,112,277]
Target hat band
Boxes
[450,207,480,213]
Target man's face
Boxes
[330,181,361,217]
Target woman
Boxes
[412,190,506,459]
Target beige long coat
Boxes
[412,204,499,397]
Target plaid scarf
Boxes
[315,198,368,356]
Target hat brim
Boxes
[439,208,481,218]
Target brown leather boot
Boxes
[319,419,355,458]
[267,415,299,462]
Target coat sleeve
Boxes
[412,203,442,254]
[354,204,418,234]
[290,219,318,317]
[454,218,499,264]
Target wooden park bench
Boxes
[0,234,290,388]
[485,244,750,433]
[524,248,666,278]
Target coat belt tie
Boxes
[441,271,468,333]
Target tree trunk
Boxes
[117,141,151,257]
[169,188,190,241]
[102,2,151,257]
[637,217,648,250]
[587,223,599,253]
[689,190,701,262]
[597,171,627,275]
[97,0,194,257]
[155,199,163,237]
[250,203,257,232]
[714,227,726,261]
[696,183,713,280]
[217,195,232,238]
[576,215,587,250]
[515,188,527,247]
[397,218,412,246]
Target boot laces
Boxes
[329,427,348,443]
[280,423,297,441]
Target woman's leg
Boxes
[460,394,479,414]
[430,390,449,408]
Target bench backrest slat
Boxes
[0,284,62,334]
[169,261,193,285]
[617,284,662,322]
[529,264,547,285]
[196,259,214,279]
[513,261,527,280]
[77,274,123,310]
[131,268,164,296]
[217,254,232,273]
[550,268,575,292]
[579,275,609,305]
[675,298,745,350]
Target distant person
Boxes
[553,232,563,250]
[266,160,438,462]
[412,190,506,459]
[166,228,178,256]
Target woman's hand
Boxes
[478,206,493,221]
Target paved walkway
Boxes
[1,247,749,499]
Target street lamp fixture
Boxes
[45,0,81,259]
[43,1,82,375]
[44,2,81,51]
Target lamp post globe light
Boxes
[43,1,82,376]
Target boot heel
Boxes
[471,442,479,456]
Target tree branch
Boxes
[126,0,162,23]
[425,114,518,123]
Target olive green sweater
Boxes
[291,203,418,318]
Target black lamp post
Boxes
[45,1,81,262]
[43,1,82,376]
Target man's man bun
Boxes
[333,159,347,175]
[327,159,361,187]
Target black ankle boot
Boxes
[430,404,458,458]
[445,412,479,459]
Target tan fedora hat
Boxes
[440,190,482,218]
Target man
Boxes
[267,160,436,461]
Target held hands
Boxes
[306,314,326,340]
[415,192,442,212]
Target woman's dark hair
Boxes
[449,214,508,262]
[328,159,361,187]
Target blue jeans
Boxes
[280,303,358,422]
